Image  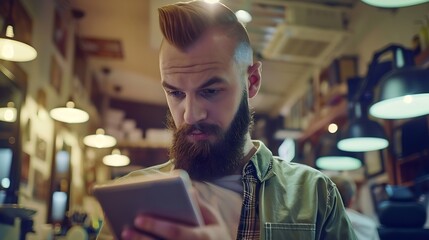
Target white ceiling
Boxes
[71,0,359,117]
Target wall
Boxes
[1,0,99,237]
[341,1,429,221]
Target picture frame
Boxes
[52,3,70,58]
[35,135,47,162]
[32,168,49,202]
[20,152,31,186]
[50,55,62,94]
[364,150,385,178]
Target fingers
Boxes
[121,215,197,240]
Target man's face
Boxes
[159,29,251,180]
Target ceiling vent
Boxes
[260,2,349,65]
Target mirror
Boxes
[0,61,27,204]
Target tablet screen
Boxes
[93,170,203,239]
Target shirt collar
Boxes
[247,140,276,182]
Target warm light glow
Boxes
[103,149,130,167]
[370,93,429,119]
[204,0,219,3]
[328,123,338,133]
[316,156,362,171]
[50,101,89,123]
[278,138,295,162]
[361,0,429,8]
[338,137,389,152]
[83,128,117,148]
[403,95,413,104]
[0,25,37,62]
[235,10,252,24]
[1,178,10,189]
[0,102,17,122]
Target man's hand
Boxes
[121,192,232,240]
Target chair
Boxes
[377,185,429,240]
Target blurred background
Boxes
[1,0,429,239]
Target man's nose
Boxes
[183,97,207,125]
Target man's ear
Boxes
[247,61,262,98]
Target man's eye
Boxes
[200,89,219,98]
[167,91,185,99]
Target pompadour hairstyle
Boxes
[158,0,251,52]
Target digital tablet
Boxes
[92,170,204,239]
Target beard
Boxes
[166,93,253,181]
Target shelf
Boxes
[396,149,429,185]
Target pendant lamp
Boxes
[361,0,429,8]
[50,101,89,123]
[0,0,37,62]
[337,76,389,152]
[316,132,363,171]
[0,101,17,122]
[103,148,130,167]
[369,45,429,119]
[83,128,117,149]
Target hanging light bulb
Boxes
[83,128,117,148]
[0,0,37,62]
[0,102,17,122]
[361,0,429,8]
[50,101,89,123]
[103,148,130,167]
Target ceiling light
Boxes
[338,118,389,152]
[0,102,17,122]
[316,156,362,171]
[316,133,363,171]
[0,0,37,62]
[338,75,389,152]
[50,101,89,123]
[369,46,429,119]
[361,0,429,8]
[235,10,252,24]
[328,123,338,133]
[83,128,117,148]
[103,149,130,167]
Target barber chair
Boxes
[0,204,36,240]
[377,185,429,240]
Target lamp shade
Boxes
[316,133,363,171]
[369,67,429,119]
[0,0,37,62]
[338,118,389,152]
[50,101,89,123]
[361,0,429,8]
[0,102,17,122]
[103,149,130,167]
[83,128,117,148]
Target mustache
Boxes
[179,122,222,136]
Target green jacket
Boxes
[98,140,357,240]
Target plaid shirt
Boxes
[236,162,262,240]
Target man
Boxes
[117,1,357,239]
[330,175,380,240]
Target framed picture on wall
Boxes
[35,135,47,162]
[20,152,31,186]
[50,56,62,94]
[32,168,49,202]
[52,3,70,58]
[364,150,385,178]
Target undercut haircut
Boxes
[158,0,253,65]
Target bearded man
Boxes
[98,1,358,240]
